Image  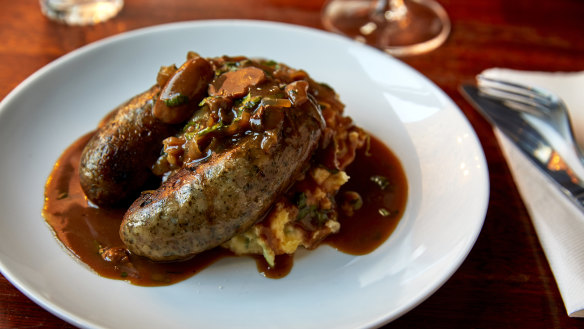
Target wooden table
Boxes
[1,0,583,328]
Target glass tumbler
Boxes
[40,0,124,25]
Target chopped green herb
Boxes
[224,61,239,71]
[297,206,316,221]
[378,208,391,217]
[164,94,189,107]
[370,175,390,190]
[294,192,332,226]
[315,209,331,225]
[121,272,128,278]
[184,121,223,140]
[295,192,311,220]
[240,93,262,110]
[182,120,203,136]
[295,192,307,207]
[262,59,280,71]
[378,208,399,217]
[295,192,315,220]
[198,95,218,107]
[215,62,240,76]
[264,59,278,67]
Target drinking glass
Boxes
[40,0,124,25]
[321,0,450,56]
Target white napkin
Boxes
[480,68,584,317]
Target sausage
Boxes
[80,57,214,207]
[79,85,176,207]
[120,98,325,261]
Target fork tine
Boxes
[477,75,555,107]
[481,92,550,119]
[476,79,553,118]
[479,85,546,109]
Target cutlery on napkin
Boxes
[479,68,584,317]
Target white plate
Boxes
[0,20,488,328]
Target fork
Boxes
[476,75,584,166]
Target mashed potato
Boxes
[223,167,349,266]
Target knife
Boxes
[460,84,584,211]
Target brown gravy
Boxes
[328,136,408,254]
[42,132,407,285]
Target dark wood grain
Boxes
[1,0,584,328]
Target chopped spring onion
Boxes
[378,208,391,217]
[370,175,390,190]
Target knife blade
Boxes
[460,84,584,212]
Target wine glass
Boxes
[321,0,451,56]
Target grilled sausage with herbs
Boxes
[120,57,328,261]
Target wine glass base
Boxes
[40,0,124,25]
[322,0,451,56]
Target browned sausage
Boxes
[79,86,175,207]
[119,98,325,261]
[79,57,214,207]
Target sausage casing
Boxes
[120,100,325,261]
[79,86,180,207]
